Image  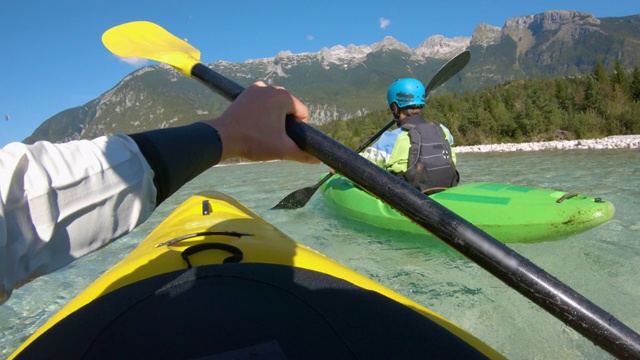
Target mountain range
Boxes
[25,10,640,144]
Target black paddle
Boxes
[103,22,640,359]
[270,50,471,210]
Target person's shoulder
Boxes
[372,128,403,151]
[387,127,403,135]
[437,123,454,144]
[377,127,402,139]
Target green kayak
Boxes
[320,175,615,243]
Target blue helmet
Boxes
[386,78,426,108]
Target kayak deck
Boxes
[12,191,503,359]
[320,175,615,243]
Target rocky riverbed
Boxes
[455,135,640,153]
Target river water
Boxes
[1,148,639,359]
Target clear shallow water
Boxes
[1,149,639,359]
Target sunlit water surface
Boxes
[1,149,639,359]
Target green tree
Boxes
[583,77,602,112]
[554,78,574,111]
[593,59,609,85]
[610,58,630,96]
[631,66,640,102]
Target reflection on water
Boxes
[1,149,639,359]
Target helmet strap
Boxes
[390,103,400,119]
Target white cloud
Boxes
[307,34,314,41]
[379,17,391,30]
[118,56,149,67]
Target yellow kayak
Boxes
[12,191,503,359]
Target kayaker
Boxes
[0,81,318,304]
[361,78,460,193]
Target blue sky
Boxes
[1,1,638,148]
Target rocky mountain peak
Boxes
[504,10,600,32]
[371,36,412,53]
[413,35,471,58]
[275,50,295,59]
[501,10,605,57]
[318,44,372,66]
[471,23,502,47]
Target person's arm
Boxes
[0,81,317,304]
[360,146,389,168]
[131,81,318,205]
[439,123,457,165]
[386,131,411,174]
[128,122,222,205]
[360,129,402,168]
[0,135,156,303]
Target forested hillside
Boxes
[318,60,640,149]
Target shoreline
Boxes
[455,135,640,153]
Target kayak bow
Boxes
[12,191,502,359]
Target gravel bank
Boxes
[455,135,640,153]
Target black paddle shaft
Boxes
[190,63,640,359]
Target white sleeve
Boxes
[0,134,156,303]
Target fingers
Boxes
[251,81,308,116]
[248,81,310,123]
[247,82,317,164]
[205,81,319,164]
[281,88,310,124]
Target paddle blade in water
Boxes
[270,183,322,210]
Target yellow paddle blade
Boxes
[102,21,201,78]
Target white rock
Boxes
[455,135,640,153]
